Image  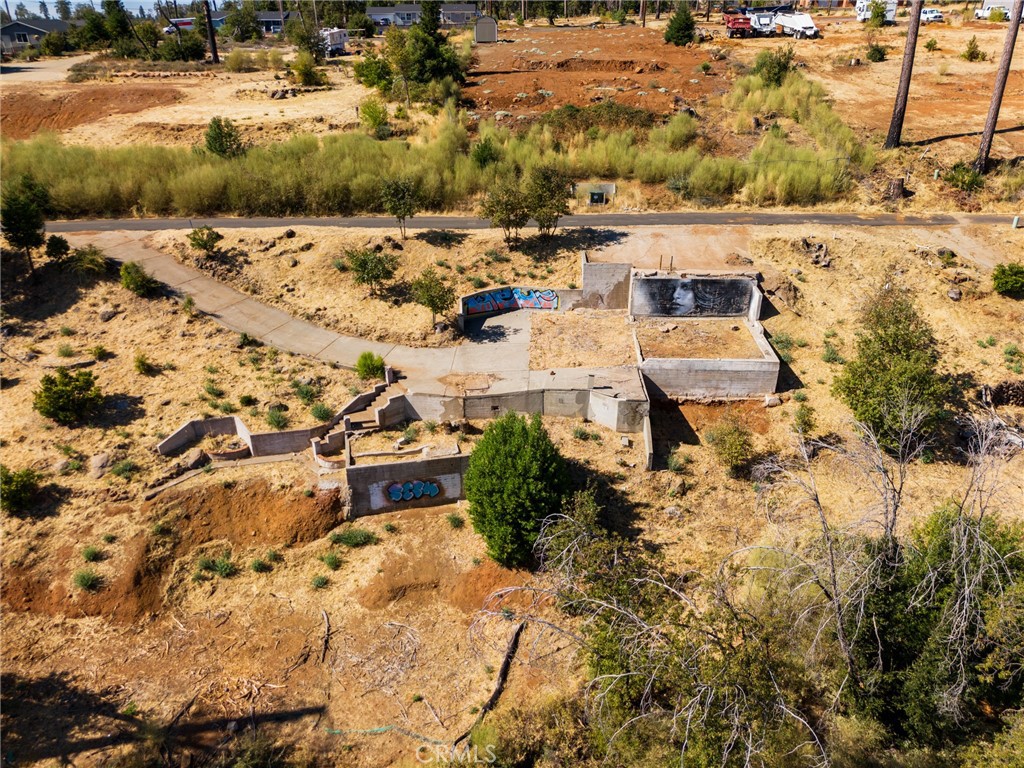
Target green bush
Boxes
[251,558,272,573]
[961,35,987,62]
[348,248,399,296]
[944,162,984,193]
[359,96,389,135]
[311,403,333,422]
[158,30,206,62]
[82,545,103,562]
[866,43,886,62]
[866,0,888,27]
[330,528,379,548]
[924,38,939,52]
[751,45,796,88]
[470,137,501,168]
[465,412,569,568]
[311,574,329,589]
[832,279,951,446]
[187,225,223,254]
[705,417,754,477]
[292,50,326,86]
[32,368,103,425]
[0,465,40,514]
[39,31,69,56]
[110,459,138,480]
[356,351,386,380]
[319,552,342,570]
[447,513,465,530]
[73,569,102,592]
[204,116,245,158]
[120,261,158,296]
[223,49,254,73]
[988,6,1008,21]
[266,408,288,430]
[992,262,1024,297]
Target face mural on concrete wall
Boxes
[631,277,752,317]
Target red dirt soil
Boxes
[0,84,181,139]
[465,25,727,119]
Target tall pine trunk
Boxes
[974,0,1024,173]
[883,0,924,149]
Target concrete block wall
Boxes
[347,453,471,517]
[249,423,331,457]
[157,416,242,455]
[375,394,412,429]
[578,255,631,310]
[641,357,780,399]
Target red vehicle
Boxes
[724,13,753,37]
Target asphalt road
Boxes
[46,211,1020,233]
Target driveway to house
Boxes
[0,53,92,83]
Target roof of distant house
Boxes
[1,18,75,34]
[367,4,478,14]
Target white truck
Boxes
[974,0,1023,19]
[774,12,819,38]
[856,0,897,23]
[748,11,778,35]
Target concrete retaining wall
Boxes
[376,394,412,428]
[347,452,471,517]
[578,254,631,310]
[641,357,779,398]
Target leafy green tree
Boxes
[524,165,571,237]
[664,1,695,46]
[285,19,326,63]
[223,0,262,41]
[0,465,41,515]
[349,12,376,38]
[832,279,951,447]
[55,0,71,20]
[158,29,205,61]
[418,0,441,39]
[470,137,500,168]
[866,0,888,28]
[992,262,1024,297]
[410,267,455,326]
[204,116,245,158]
[39,30,68,55]
[480,174,529,244]
[465,411,570,568]
[32,367,104,425]
[353,50,393,92]
[379,177,419,239]
[347,248,399,297]
[187,225,223,255]
[1,174,50,274]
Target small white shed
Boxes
[474,15,498,44]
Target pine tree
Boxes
[664,1,695,46]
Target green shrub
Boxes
[223,49,254,72]
[348,248,399,295]
[266,408,288,430]
[70,245,108,276]
[664,1,695,45]
[204,116,245,158]
[39,31,69,56]
[752,45,796,88]
[73,569,102,592]
[32,368,104,425]
[292,50,326,86]
[251,558,272,573]
[330,528,379,548]
[465,412,569,568]
[56,343,74,358]
[924,38,939,52]
[988,6,1008,21]
[187,225,223,254]
[705,417,754,477]
[120,261,158,296]
[204,379,225,398]
[359,96,389,134]
[961,35,987,62]
[471,137,501,168]
[356,351,386,380]
[311,403,333,422]
[239,394,257,407]
[46,235,71,263]
[822,342,845,364]
[0,465,40,514]
[319,552,342,570]
[291,380,319,405]
[866,0,888,27]
[866,43,886,62]
[311,574,329,589]
[82,546,103,562]
[793,403,816,435]
[447,513,465,529]
[213,555,238,578]
[944,162,984,193]
[110,459,137,480]
[992,263,1024,297]
[134,352,158,376]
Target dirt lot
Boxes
[529,308,636,369]
[3,219,1024,764]
[637,317,763,359]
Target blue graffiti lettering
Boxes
[387,479,441,503]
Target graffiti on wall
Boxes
[631,277,752,317]
[464,287,559,315]
[387,479,441,503]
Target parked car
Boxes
[920,8,944,22]
[974,0,1023,19]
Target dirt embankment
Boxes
[0,84,181,140]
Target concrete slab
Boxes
[213,299,294,337]
[175,277,248,313]
[386,346,457,377]
[453,342,529,373]
[319,336,395,367]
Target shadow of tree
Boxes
[565,458,645,541]
[515,227,629,261]
[415,229,470,248]
[1,671,325,765]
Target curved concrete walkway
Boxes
[64,230,521,383]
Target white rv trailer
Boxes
[774,12,819,38]
[856,0,897,23]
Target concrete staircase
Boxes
[345,381,403,433]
